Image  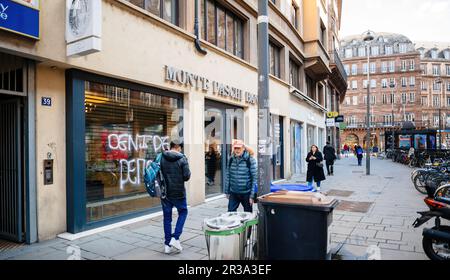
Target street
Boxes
[0,156,437,260]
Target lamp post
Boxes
[390,82,395,150]
[436,78,443,149]
[363,30,375,175]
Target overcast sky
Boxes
[340,0,450,42]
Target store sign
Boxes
[326,118,335,127]
[165,65,257,105]
[0,0,39,39]
[327,111,339,118]
[65,0,102,57]
[335,115,344,123]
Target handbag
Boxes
[316,162,324,168]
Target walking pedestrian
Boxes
[356,145,364,166]
[323,142,337,176]
[343,143,349,158]
[160,140,191,254]
[225,139,257,213]
[306,145,326,192]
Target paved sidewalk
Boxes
[0,157,439,260]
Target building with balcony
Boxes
[339,32,423,149]
[417,42,450,148]
[0,0,342,244]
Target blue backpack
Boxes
[356,147,363,155]
[143,153,166,198]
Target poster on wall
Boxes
[414,135,427,150]
[399,135,411,149]
[0,0,40,39]
[430,135,436,150]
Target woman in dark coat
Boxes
[306,145,326,191]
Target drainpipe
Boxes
[194,0,207,55]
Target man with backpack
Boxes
[356,145,364,166]
[225,139,257,213]
[160,140,191,254]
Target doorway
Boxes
[0,95,25,243]
[204,100,244,197]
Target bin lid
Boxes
[258,191,337,208]
[219,212,256,222]
[204,217,243,231]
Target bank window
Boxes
[289,58,302,91]
[202,0,244,59]
[269,41,281,78]
[126,0,179,25]
[291,2,299,29]
[84,81,182,222]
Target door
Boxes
[291,121,302,175]
[0,98,23,242]
[204,101,244,197]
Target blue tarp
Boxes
[254,183,316,194]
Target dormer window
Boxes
[444,50,450,60]
[431,49,438,59]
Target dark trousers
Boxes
[357,156,363,166]
[161,197,188,246]
[326,162,334,175]
[228,192,252,213]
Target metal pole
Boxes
[256,0,271,260]
[439,107,442,150]
[366,44,371,175]
[391,88,395,150]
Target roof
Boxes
[341,32,413,48]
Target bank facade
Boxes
[0,0,346,243]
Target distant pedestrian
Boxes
[225,139,257,213]
[306,145,326,192]
[323,142,337,176]
[343,144,349,158]
[160,140,191,254]
[356,145,364,166]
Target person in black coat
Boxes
[306,145,326,191]
[323,142,337,176]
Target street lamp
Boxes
[390,81,396,150]
[435,78,443,149]
[363,30,375,175]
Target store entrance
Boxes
[0,95,25,243]
[204,100,244,197]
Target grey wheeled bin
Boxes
[258,191,338,260]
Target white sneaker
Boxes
[169,237,183,252]
[316,187,321,192]
[164,245,172,254]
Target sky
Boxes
[340,0,450,42]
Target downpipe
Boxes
[194,0,207,55]
[423,228,450,242]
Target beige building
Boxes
[0,0,345,243]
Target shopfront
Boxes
[66,70,183,233]
[290,120,303,175]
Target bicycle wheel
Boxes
[413,173,427,194]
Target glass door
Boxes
[204,102,244,197]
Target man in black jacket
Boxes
[160,140,191,254]
[323,142,337,176]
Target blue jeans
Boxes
[307,177,321,189]
[161,197,188,246]
[357,157,362,166]
[227,192,252,213]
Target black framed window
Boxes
[289,58,302,91]
[290,2,298,29]
[269,41,281,78]
[127,0,179,26]
[201,0,244,59]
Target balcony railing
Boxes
[344,121,440,129]
[331,49,348,82]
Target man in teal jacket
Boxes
[225,139,257,212]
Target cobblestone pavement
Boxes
[0,157,441,260]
